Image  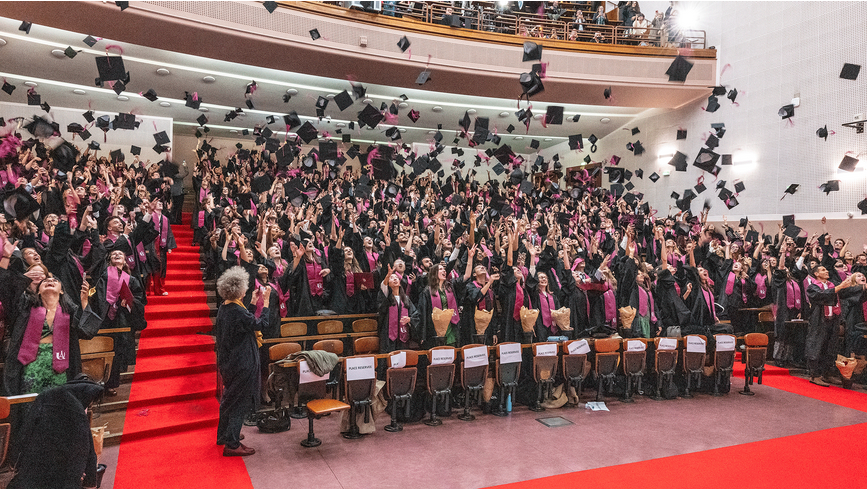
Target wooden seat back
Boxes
[317,320,344,335]
[351,318,377,332]
[354,336,379,355]
[313,339,344,355]
[281,322,307,337]
[269,342,302,362]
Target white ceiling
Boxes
[0,16,650,151]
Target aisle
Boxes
[112,213,253,488]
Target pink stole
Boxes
[365,251,378,272]
[725,272,748,303]
[153,214,169,249]
[786,280,801,310]
[513,283,525,321]
[270,280,290,318]
[430,288,459,324]
[254,280,265,318]
[539,291,556,332]
[18,307,71,373]
[638,287,656,322]
[346,271,355,297]
[305,260,324,296]
[702,287,717,322]
[197,211,205,228]
[473,281,493,310]
[388,299,409,342]
[136,242,147,264]
[106,267,130,320]
[755,274,767,299]
[603,288,616,325]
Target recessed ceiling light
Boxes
[0,39,7,47]
[237,111,246,117]
[202,75,216,83]
[533,114,544,120]
[544,138,552,142]
[159,101,171,107]
[336,122,346,128]
[499,111,509,117]
[467,109,477,115]
[431,106,443,113]
[326,94,335,99]
[428,130,436,134]
[398,102,408,109]
[156,68,171,76]
[72,89,86,95]
[514,136,524,140]
[600,117,611,124]
[362,98,373,105]
[199,107,209,112]
[24,81,37,87]
[286,88,298,95]
[51,49,66,58]
[399,128,406,133]
[117,95,129,101]
[230,129,238,134]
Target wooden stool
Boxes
[301,399,350,448]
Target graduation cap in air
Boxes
[139,88,158,102]
[283,111,302,129]
[332,90,353,112]
[24,116,58,139]
[309,28,321,40]
[492,144,515,165]
[778,104,794,119]
[153,131,170,146]
[19,20,32,35]
[193,114,207,127]
[649,172,660,183]
[665,55,694,82]
[820,180,840,194]
[358,104,384,128]
[711,122,726,138]
[817,125,829,140]
[416,70,431,85]
[522,41,542,62]
[676,129,687,140]
[519,71,544,98]
[782,224,802,240]
[693,148,719,172]
[319,140,338,161]
[397,35,411,52]
[385,126,401,141]
[66,122,84,134]
[720,154,732,166]
[858,198,867,215]
[727,88,738,103]
[60,46,78,59]
[711,86,727,96]
[263,1,278,13]
[27,90,41,106]
[82,35,98,47]
[706,95,720,113]
[669,151,688,172]
[295,121,318,143]
[545,106,564,125]
[839,154,859,172]
[491,162,506,176]
[841,63,861,81]
[472,117,489,145]
[1,81,14,96]
[95,56,126,82]
[113,113,135,130]
[3,186,40,221]
[632,141,645,156]
[50,140,79,172]
[694,181,707,194]
[705,133,719,150]
[607,168,624,184]
[185,91,201,109]
[603,87,612,99]
[782,184,799,199]
[562,134,582,151]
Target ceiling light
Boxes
[431,106,443,113]
[428,130,436,134]
[159,101,171,107]
[336,122,346,128]
[0,39,6,47]
[237,111,246,116]
[117,95,129,101]
[514,136,524,140]
[51,49,66,58]
[202,75,216,83]
[362,98,373,105]
[156,68,171,76]
[72,89,86,95]
[24,81,37,87]
[230,129,238,134]
[467,109,477,115]
[499,111,509,117]
[199,107,209,112]
[326,94,335,99]
[600,117,611,124]
[533,114,544,120]
[544,138,552,142]
[398,102,408,109]
[286,88,298,95]
[399,128,406,133]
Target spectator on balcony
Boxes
[546,1,566,21]
[573,10,586,31]
[518,24,530,37]
[593,5,607,25]
[593,31,608,43]
[568,28,579,41]
[622,1,639,25]
[665,9,684,47]
[631,12,651,45]
[651,10,665,46]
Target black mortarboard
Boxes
[110,149,124,163]
[130,145,141,156]
[782,214,795,228]
[603,87,612,99]
[778,104,794,119]
[669,151,688,172]
[588,134,598,145]
[63,46,78,59]
[153,131,170,145]
[342,133,351,143]
[153,144,168,154]
[719,154,731,166]
[19,21,32,35]
[727,88,738,103]
[67,122,84,134]
[858,199,867,215]
[296,121,318,143]
[82,35,98,47]
[185,91,201,109]
[816,125,829,140]
[263,1,278,12]
[1,81,14,96]
[260,127,273,139]
[138,88,158,103]
[783,184,799,197]
[676,129,687,140]
[724,196,739,209]
[693,148,719,172]
[309,28,321,40]
[665,55,694,82]
[492,144,515,165]
[583,155,591,163]
[79,129,91,140]
[333,90,353,111]
[568,134,583,150]
[632,141,645,156]
[649,172,660,183]
[505,124,515,134]
[116,1,129,10]
[522,41,542,62]
[839,154,859,172]
[635,169,643,179]
[40,101,51,112]
[783,224,802,239]
[88,141,100,151]
[625,182,635,192]
[821,180,841,194]
[95,56,126,82]
[27,90,40,105]
[734,181,745,193]
[265,115,275,124]
[3,186,40,220]
[607,168,624,184]
[545,106,564,125]
[704,96,722,115]
[82,110,94,123]
[841,63,861,81]
[694,181,706,194]
[195,114,208,126]
[358,104,384,128]
[111,112,133,130]
[397,35,411,52]
[491,162,506,175]
[705,133,719,150]
[111,80,127,95]
[530,139,540,150]
[283,111,302,129]
[51,140,78,172]
[24,116,57,138]
[416,70,431,85]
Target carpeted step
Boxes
[137,334,214,357]
[132,350,216,380]
[118,397,220,442]
[141,318,212,337]
[125,371,217,408]
[144,302,211,320]
[146,290,208,306]
[163,280,207,292]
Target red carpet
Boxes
[112,213,254,488]
[492,361,867,489]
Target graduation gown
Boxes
[416,284,463,347]
[804,281,840,366]
[92,269,147,386]
[283,254,331,317]
[838,285,867,356]
[654,269,690,333]
[327,245,362,315]
[214,302,268,419]
[462,278,500,345]
[376,289,420,353]
[558,271,591,337]
[495,266,531,343]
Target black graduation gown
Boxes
[283,254,331,318]
[214,302,268,417]
[495,266,531,343]
[92,270,147,386]
[148,212,178,278]
[558,270,591,337]
[376,289,420,353]
[327,245,361,315]
[772,270,802,357]
[654,269,690,333]
[804,282,840,366]
[838,285,867,356]
[681,265,724,336]
[416,283,466,348]
[3,303,102,396]
[462,278,500,345]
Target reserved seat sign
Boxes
[299,360,328,384]
[716,335,736,351]
[464,346,489,368]
[686,336,707,353]
[346,356,376,381]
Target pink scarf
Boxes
[638,286,656,322]
[473,281,493,310]
[345,271,355,298]
[431,288,459,324]
[755,274,767,299]
[816,280,841,318]
[786,280,801,310]
[305,260,324,296]
[539,291,556,332]
[197,211,206,228]
[365,250,378,272]
[106,267,130,320]
[254,280,265,318]
[153,213,169,249]
[388,298,409,342]
[270,280,290,318]
[18,306,70,373]
[725,272,748,304]
[603,288,616,326]
[702,287,717,322]
[513,282,525,321]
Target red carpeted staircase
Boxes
[113,212,254,488]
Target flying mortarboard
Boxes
[649,172,660,183]
[185,92,201,109]
[263,1,278,13]
[820,180,840,194]
[333,90,353,111]
[706,95,720,113]
[153,131,170,145]
[721,154,732,166]
[705,133,719,150]
[19,21,32,35]
[1,81,14,96]
[839,154,859,172]
[669,151,688,172]
[358,104,384,128]
[545,105,564,125]
[3,186,40,220]
[676,129,687,140]
[858,199,867,215]
[693,148,720,172]
[114,113,136,130]
[782,184,799,198]
[665,55,694,82]
[727,88,738,103]
[309,28,321,40]
[840,63,861,81]
[603,87,612,99]
[778,104,794,119]
[295,121,319,143]
[522,41,542,62]
[568,134,583,150]
[397,35,411,52]
[416,70,431,85]
[95,56,126,82]
[817,125,829,140]
[283,111,302,129]
[783,224,802,239]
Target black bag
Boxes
[256,407,291,433]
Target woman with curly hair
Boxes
[214,266,270,456]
